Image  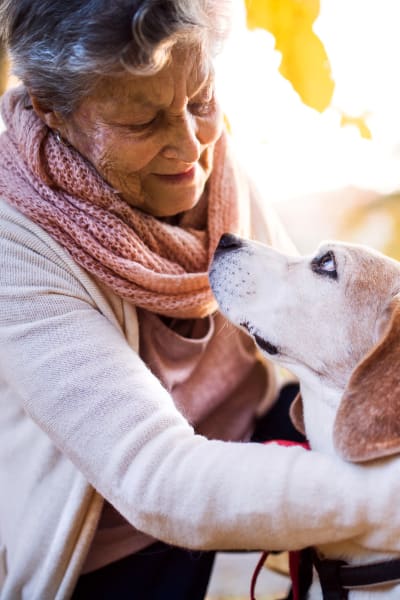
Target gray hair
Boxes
[0,0,231,115]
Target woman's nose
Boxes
[162,113,201,162]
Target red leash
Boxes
[250,440,310,600]
[250,551,270,600]
[250,550,302,600]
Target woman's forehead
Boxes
[86,47,213,112]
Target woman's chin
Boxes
[139,185,206,218]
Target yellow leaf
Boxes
[223,113,232,134]
[245,0,334,112]
[340,113,372,140]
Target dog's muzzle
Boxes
[208,233,244,312]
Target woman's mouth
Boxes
[154,166,196,184]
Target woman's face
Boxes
[54,47,223,217]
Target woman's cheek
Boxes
[200,107,224,145]
[97,132,161,178]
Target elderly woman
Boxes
[0,1,399,599]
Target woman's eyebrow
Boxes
[189,70,214,97]
[120,73,214,111]
[124,91,159,108]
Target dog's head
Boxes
[209,233,400,463]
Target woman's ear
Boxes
[334,294,400,462]
[28,92,65,133]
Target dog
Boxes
[209,233,400,599]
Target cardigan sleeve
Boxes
[1,205,400,555]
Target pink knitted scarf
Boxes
[0,87,250,318]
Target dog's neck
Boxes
[299,377,343,458]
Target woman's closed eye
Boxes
[123,98,215,132]
[127,114,160,132]
[189,97,216,117]
[189,84,216,117]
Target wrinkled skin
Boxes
[30,46,223,217]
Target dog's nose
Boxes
[217,233,243,250]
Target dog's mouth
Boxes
[240,321,279,356]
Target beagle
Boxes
[209,233,400,599]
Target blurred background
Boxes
[214,0,400,262]
[2,0,400,598]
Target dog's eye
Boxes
[311,251,337,279]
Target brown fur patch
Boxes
[334,297,400,462]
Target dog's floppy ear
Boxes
[334,295,400,462]
[289,393,306,435]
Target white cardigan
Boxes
[1,197,400,600]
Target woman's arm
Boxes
[0,205,398,555]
